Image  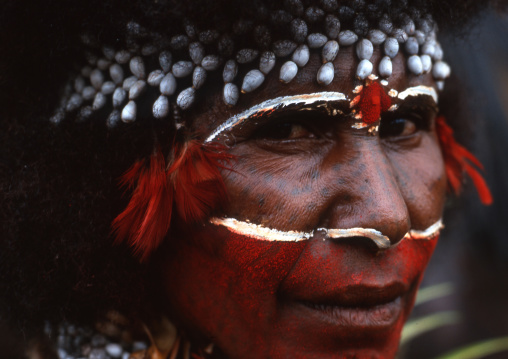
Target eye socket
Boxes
[379,118,418,138]
[251,117,318,141]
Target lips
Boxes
[295,283,407,329]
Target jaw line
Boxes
[209,217,443,249]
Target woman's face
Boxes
[157,47,447,358]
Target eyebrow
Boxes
[209,217,444,249]
[205,92,347,143]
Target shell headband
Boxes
[50,1,451,127]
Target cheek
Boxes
[222,146,326,229]
[157,226,306,344]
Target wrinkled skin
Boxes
[156,46,447,358]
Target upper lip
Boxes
[288,282,408,308]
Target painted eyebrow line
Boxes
[205,92,348,143]
[204,85,438,143]
[396,85,438,103]
[209,217,444,249]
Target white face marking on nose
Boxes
[209,217,444,249]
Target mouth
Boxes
[290,283,408,330]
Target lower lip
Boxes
[298,296,403,329]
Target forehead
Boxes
[192,47,437,136]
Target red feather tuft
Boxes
[436,116,492,205]
[113,141,233,261]
[357,81,392,125]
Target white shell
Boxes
[379,56,392,78]
[112,88,127,108]
[279,61,298,83]
[90,69,104,89]
[379,18,393,34]
[421,54,432,73]
[223,83,239,106]
[392,28,408,43]
[172,61,194,78]
[432,61,451,79]
[121,101,136,123]
[189,42,205,64]
[176,87,196,110]
[415,30,426,45]
[122,76,137,91]
[292,45,310,67]
[106,110,121,128]
[384,37,399,58]
[433,44,443,61]
[159,51,172,73]
[368,30,386,45]
[241,69,265,93]
[129,56,146,79]
[421,41,436,57]
[405,37,419,55]
[74,77,85,93]
[65,94,83,112]
[223,60,238,83]
[317,62,334,85]
[115,50,131,64]
[152,95,169,118]
[97,59,111,71]
[307,33,328,49]
[160,73,177,95]
[82,86,96,100]
[322,41,339,62]
[338,30,358,46]
[356,59,373,80]
[147,70,164,86]
[109,64,124,85]
[325,15,341,39]
[141,44,157,56]
[236,49,259,64]
[101,81,115,95]
[259,51,276,74]
[436,80,445,91]
[402,19,415,35]
[192,66,207,89]
[201,55,220,71]
[407,55,423,75]
[102,46,115,60]
[93,92,106,110]
[356,39,373,60]
[128,80,146,99]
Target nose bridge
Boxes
[329,139,411,246]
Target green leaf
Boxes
[434,336,508,359]
[400,311,461,345]
[415,282,455,306]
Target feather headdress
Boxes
[112,140,233,261]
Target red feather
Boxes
[112,141,233,261]
[357,81,392,125]
[436,116,492,205]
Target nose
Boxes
[322,138,411,247]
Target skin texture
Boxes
[156,46,447,358]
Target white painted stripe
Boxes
[397,85,438,103]
[210,217,443,248]
[205,92,348,143]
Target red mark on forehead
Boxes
[353,81,392,125]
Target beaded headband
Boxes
[50,1,451,128]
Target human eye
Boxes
[251,113,319,141]
[379,97,438,141]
